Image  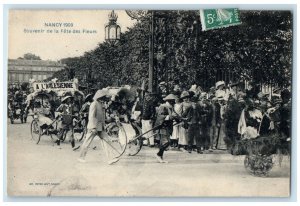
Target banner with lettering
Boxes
[32,81,76,91]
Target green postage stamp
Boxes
[200,8,241,31]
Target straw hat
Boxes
[215,81,225,89]
[61,95,73,103]
[163,94,178,101]
[180,91,190,99]
[93,89,108,101]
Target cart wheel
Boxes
[102,123,127,163]
[127,137,143,156]
[244,154,273,177]
[31,120,41,144]
[126,122,143,156]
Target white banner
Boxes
[32,82,76,91]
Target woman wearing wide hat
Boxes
[177,91,191,151]
[215,95,228,150]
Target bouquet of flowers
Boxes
[242,126,259,140]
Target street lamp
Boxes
[125,10,155,93]
[105,10,121,45]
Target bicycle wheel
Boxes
[31,120,41,144]
[127,123,143,156]
[127,137,143,156]
[102,122,127,163]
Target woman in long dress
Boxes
[216,97,227,150]
[171,97,182,148]
[178,91,191,150]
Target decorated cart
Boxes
[29,80,86,144]
[231,107,290,177]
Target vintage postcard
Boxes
[6,9,292,197]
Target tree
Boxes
[51,10,292,91]
[21,53,41,60]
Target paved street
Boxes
[7,119,290,197]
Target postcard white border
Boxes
[1,0,299,205]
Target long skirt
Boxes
[178,125,188,145]
[216,122,227,150]
[141,120,154,145]
[171,124,180,140]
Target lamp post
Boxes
[105,10,121,45]
[125,10,155,93]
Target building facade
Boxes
[8,59,65,84]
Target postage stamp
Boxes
[200,9,242,31]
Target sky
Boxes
[8,10,136,61]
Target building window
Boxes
[15,73,19,81]
[11,74,16,81]
[24,74,30,82]
[33,74,38,80]
[18,73,23,81]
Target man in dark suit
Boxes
[182,95,202,153]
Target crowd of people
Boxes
[8,79,291,164]
[133,80,291,162]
